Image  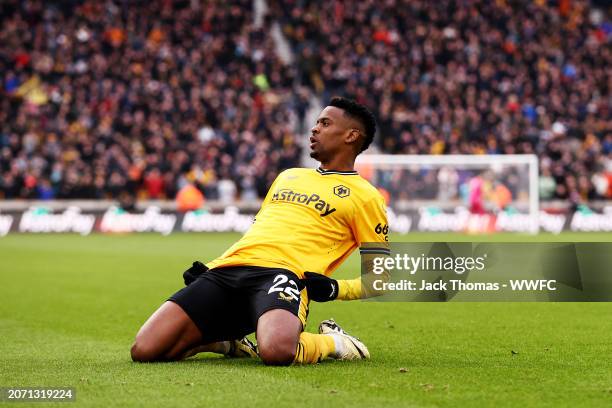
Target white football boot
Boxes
[318,319,370,360]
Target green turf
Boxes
[1,233,612,407]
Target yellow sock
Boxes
[293,332,336,364]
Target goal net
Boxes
[355,154,539,234]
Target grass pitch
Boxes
[1,232,612,407]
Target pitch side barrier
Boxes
[0,200,611,236]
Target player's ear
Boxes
[345,129,360,145]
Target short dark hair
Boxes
[329,97,376,153]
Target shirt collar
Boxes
[316,167,358,176]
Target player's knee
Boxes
[130,341,162,362]
[258,340,296,366]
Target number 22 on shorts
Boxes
[267,274,300,301]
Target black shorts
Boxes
[168,266,309,344]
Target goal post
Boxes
[355,154,540,234]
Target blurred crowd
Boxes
[0,0,302,204]
[271,0,611,202]
[1,0,611,204]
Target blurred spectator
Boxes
[218,177,238,204]
[539,166,557,200]
[437,166,459,201]
[176,183,205,212]
[143,168,164,200]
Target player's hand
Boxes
[183,261,209,285]
[302,272,339,302]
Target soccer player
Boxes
[131,97,390,365]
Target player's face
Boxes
[310,106,352,163]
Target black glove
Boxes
[302,272,339,302]
[183,261,209,286]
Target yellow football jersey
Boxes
[206,167,390,278]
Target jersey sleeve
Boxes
[336,194,391,301]
[352,195,390,256]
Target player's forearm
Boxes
[337,256,391,300]
[337,275,389,300]
[336,278,362,300]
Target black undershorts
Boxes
[168,266,309,344]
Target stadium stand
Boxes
[270,0,611,203]
[0,0,303,201]
[1,0,610,203]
